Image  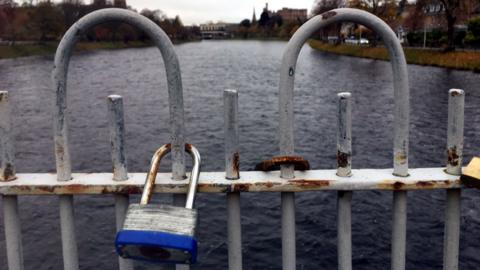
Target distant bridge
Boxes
[201,30,231,39]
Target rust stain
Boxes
[56,143,64,156]
[198,183,230,193]
[255,156,310,171]
[253,182,281,189]
[1,163,16,181]
[393,181,405,190]
[64,184,88,193]
[38,186,55,193]
[377,180,457,190]
[451,91,461,97]
[233,184,249,192]
[288,179,330,187]
[395,152,407,165]
[117,186,143,194]
[322,11,337,20]
[416,181,435,188]
[15,186,33,192]
[447,146,459,167]
[337,151,349,168]
[232,152,240,177]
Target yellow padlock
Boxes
[461,157,480,188]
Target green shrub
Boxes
[466,16,480,46]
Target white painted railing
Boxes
[0,7,468,270]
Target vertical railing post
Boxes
[59,195,78,270]
[224,89,243,270]
[107,95,134,270]
[336,92,352,177]
[0,91,24,270]
[281,192,296,270]
[108,95,128,181]
[391,191,407,270]
[0,91,15,182]
[336,92,352,270]
[443,89,464,270]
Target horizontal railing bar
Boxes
[0,168,462,195]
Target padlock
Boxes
[461,156,480,189]
[115,143,201,264]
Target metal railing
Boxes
[0,7,467,270]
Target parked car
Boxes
[345,37,369,45]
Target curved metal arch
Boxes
[52,8,185,181]
[279,8,409,177]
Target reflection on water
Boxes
[0,40,479,269]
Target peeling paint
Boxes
[395,152,407,165]
[377,180,456,190]
[255,156,310,171]
[1,163,16,181]
[450,90,461,97]
[288,179,330,187]
[393,181,404,190]
[447,146,459,167]
[232,184,249,192]
[321,11,337,20]
[337,151,350,168]
[232,152,240,177]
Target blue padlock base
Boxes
[115,230,197,264]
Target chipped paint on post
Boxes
[337,92,352,177]
[0,91,16,181]
[223,89,243,270]
[446,89,464,175]
[224,89,240,180]
[108,95,128,181]
[444,89,464,270]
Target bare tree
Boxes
[437,0,460,50]
[311,0,344,43]
[311,0,344,15]
[0,0,17,44]
[415,0,460,50]
[348,0,397,23]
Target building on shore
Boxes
[256,3,308,24]
[392,0,480,44]
[276,8,307,23]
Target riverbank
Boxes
[0,41,152,59]
[308,39,480,71]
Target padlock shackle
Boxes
[140,144,201,208]
[185,144,201,209]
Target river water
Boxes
[0,40,479,269]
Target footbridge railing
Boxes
[0,7,468,270]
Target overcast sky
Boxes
[127,0,315,25]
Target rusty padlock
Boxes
[115,143,201,264]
